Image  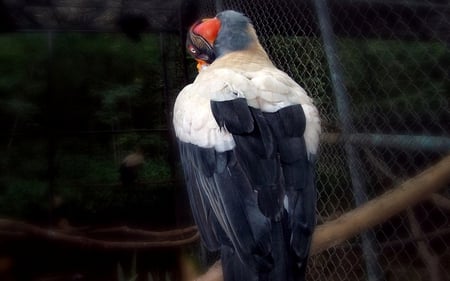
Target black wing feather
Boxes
[179,143,220,250]
[210,98,254,134]
[178,141,273,273]
[180,100,316,281]
[263,105,317,273]
[213,100,284,220]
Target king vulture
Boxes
[173,10,321,281]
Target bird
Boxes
[173,10,321,281]
[119,149,145,187]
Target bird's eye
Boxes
[189,46,197,54]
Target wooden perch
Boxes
[430,193,450,211]
[86,225,198,238]
[0,220,200,250]
[311,154,450,253]
[193,154,450,281]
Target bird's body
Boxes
[174,10,320,281]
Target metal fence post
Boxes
[312,0,384,280]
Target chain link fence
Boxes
[198,0,450,280]
[0,0,449,280]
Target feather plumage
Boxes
[173,10,320,281]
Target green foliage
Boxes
[57,153,118,183]
[0,34,47,130]
[0,33,167,133]
[142,158,171,180]
[338,39,449,118]
[94,83,143,125]
[0,33,180,221]
[0,178,49,217]
[266,36,449,132]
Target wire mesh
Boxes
[0,0,449,279]
[203,0,450,280]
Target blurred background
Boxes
[0,0,449,281]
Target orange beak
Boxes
[196,59,208,72]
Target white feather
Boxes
[301,104,321,156]
[173,63,321,155]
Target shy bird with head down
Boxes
[174,10,321,281]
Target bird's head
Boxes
[186,10,257,72]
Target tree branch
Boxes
[0,219,200,250]
[311,154,450,253]
[86,225,198,238]
[430,193,450,211]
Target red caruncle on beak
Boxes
[192,17,221,45]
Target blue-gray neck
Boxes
[214,10,254,58]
